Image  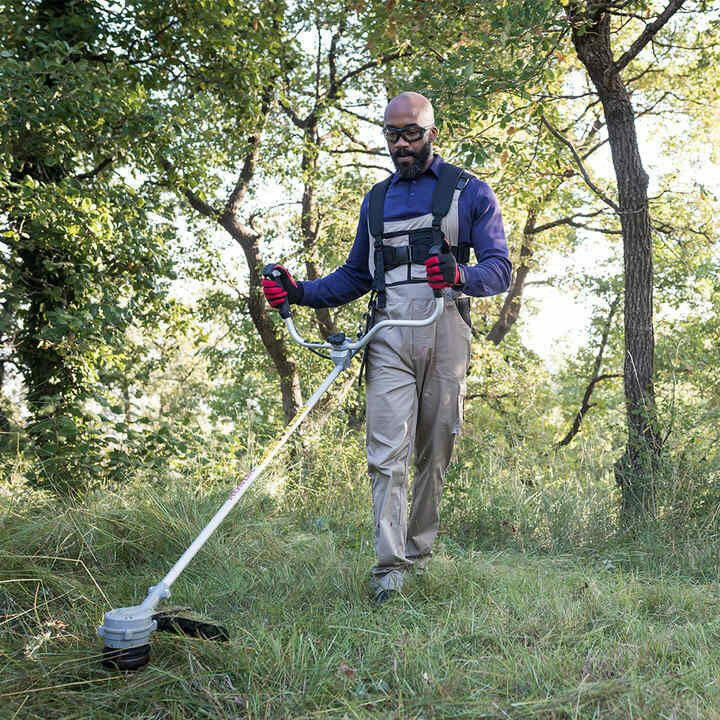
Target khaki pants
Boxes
[365,284,471,591]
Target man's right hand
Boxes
[261,264,304,309]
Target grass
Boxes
[2,438,720,719]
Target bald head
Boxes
[384,91,435,127]
[383,92,438,179]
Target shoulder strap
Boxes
[368,176,392,239]
[431,162,470,222]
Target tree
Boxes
[0,0,174,489]
[140,1,407,421]
[381,0,717,520]
[563,0,688,518]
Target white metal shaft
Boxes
[159,362,345,590]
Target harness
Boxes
[368,162,472,309]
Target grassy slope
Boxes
[2,473,720,720]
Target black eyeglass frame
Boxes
[382,124,434,144]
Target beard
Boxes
[391,141,432,179]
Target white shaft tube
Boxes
[158,362,345,591]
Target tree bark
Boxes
[300,123,336,338]
[487,209,536,344]
[566,3,677,519]
[220,214,303,422]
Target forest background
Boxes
[2,1,720,717]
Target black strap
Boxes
[368,177,391,308]
[368,177,391,240]
[431,164,465,221]
[382,242,468,271]
[357,291,377,387]
[367,163,472,303]
[431,163,469,252]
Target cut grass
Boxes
[2,476,720,719]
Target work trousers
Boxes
[365,284,471,591]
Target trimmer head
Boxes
[98,604,157,671]
[102,642,152,670]
[98,603,229,671]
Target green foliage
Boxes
[0,0,718,531]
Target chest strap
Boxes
[368,163,471,308]
[381,239,470,272]
[368,177,392,307]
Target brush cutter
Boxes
[97,264,444,671]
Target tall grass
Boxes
[2,415,720,718]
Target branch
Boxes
[337,125,386,154]
[625,64,662,86]
[73,157,114,181]
[529,207,608,234]
[652,37,720,51]
[337,105,383,126]
[343,163,393,174]
[326,20,346,101]
[225,85,274,216]
[555,371,623,448]
[327,147,387,156]
[225,137,261,217]
[556,294,622,449]
[279,99,308,129]
[540,114,620,213]
[652,219,713,241]
[247,201,302,231]
[610,0,688,76]
[327,47,412,101]
[553,220,621,234]
[159,157,221,220]
[581,137,609,160]
[486,208,538,345]
[315,22,323,102]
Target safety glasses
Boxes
[382,124,433,144]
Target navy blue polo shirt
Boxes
[300,154,511,308]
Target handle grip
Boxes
[262,264,291,319]
[428,243,442,299]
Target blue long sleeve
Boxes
[461,181,512,297]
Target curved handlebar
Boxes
[269,241,447,354]
[351,297,444,351]
[283,296,444,355]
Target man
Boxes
[262,92,511,603]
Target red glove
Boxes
[261,264,303,308]
[424,252,460,290]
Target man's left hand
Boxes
[425,252,460,289]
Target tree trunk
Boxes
[487,209,536,344]
[220,215,303,422]
[168,105,305,423]
[301,124,336,338]
[568,8,660,519]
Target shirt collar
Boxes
[390,153,443,185]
